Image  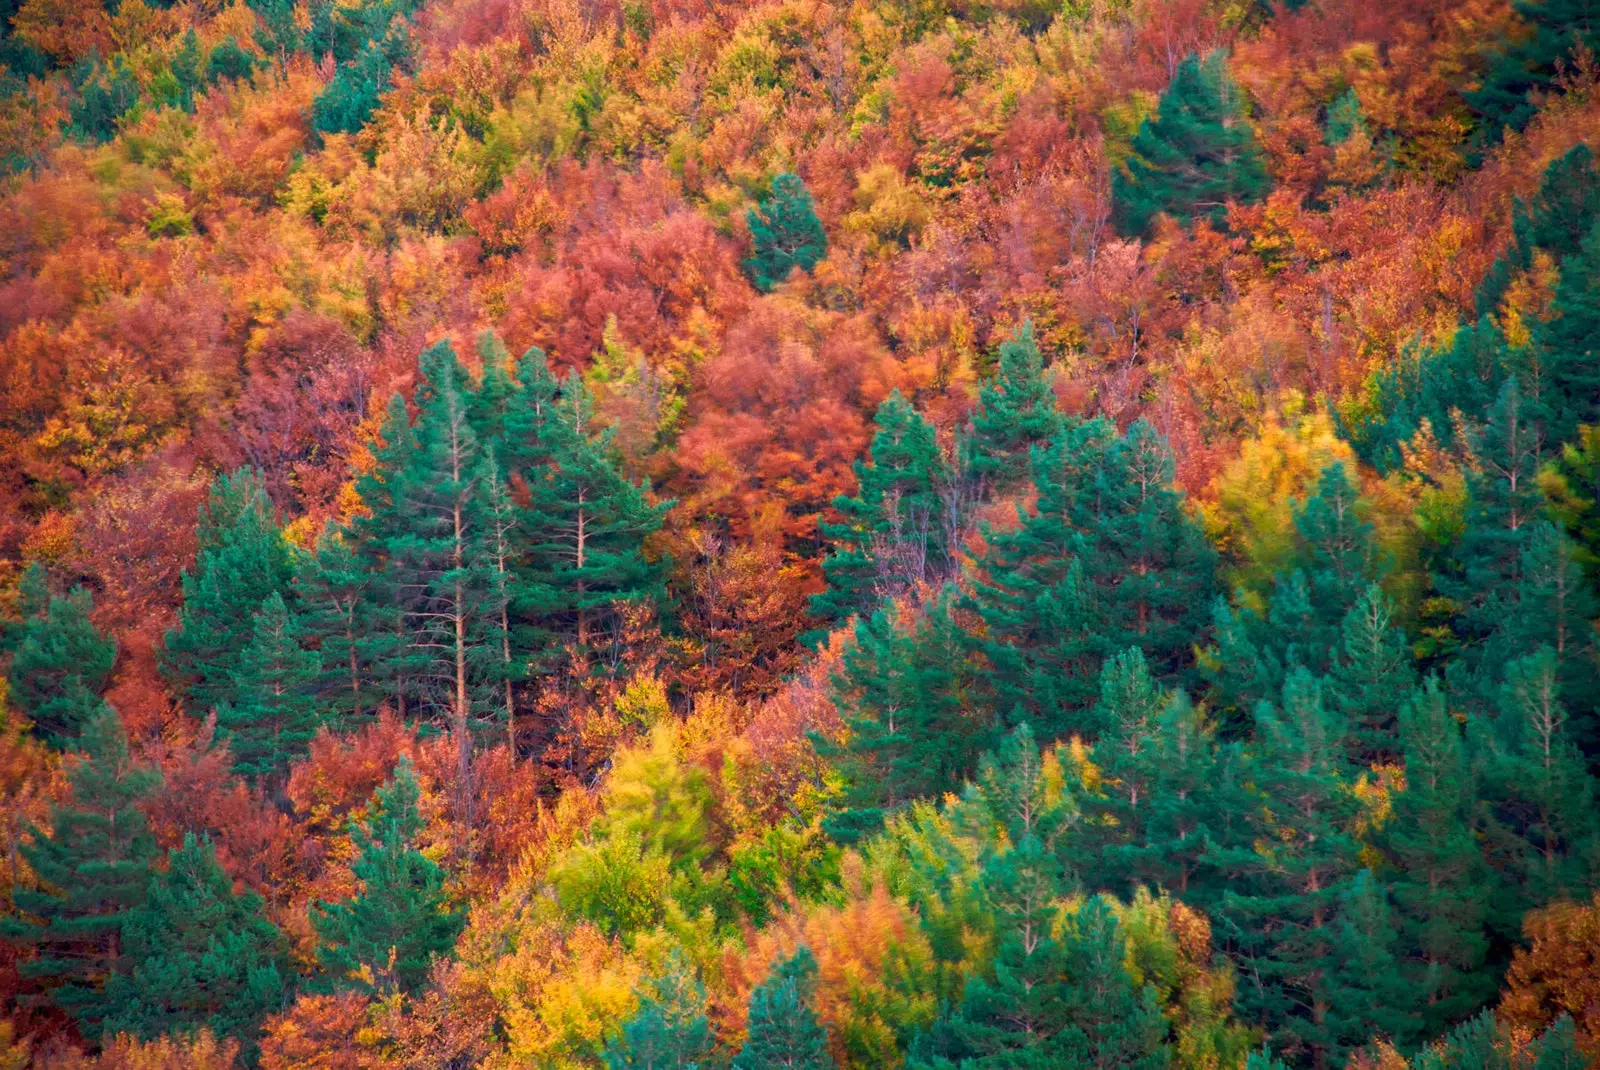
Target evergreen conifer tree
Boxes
[1476,144,1600,317]
[969,321,1064,487]
[313,756,464,994]
[1476,648,1600,922]
[909,727,1161,1070]
[1534,218,1600,444]
[969,418,1215,741]
[100,834,289,1046]
[816,594,987,844]
[1543,424,1600,589]
[0,707,160,1025]
[1385,678,1495,1036]
[604,961,715,1070]
[520,375,671,664]
[294,527,385,725]
[218,591,324,782]
[743,173,828,292]
[3,563,117,748]
[811,391,949,629]
[163,468,293,713]
[732,946,834,1070]
[1468,0,1600,143]
[1438,377,1547,705]
[1213,670,1362,1066]
[1113,50,1270,235]
[1322,871,1422,1057]
[1326,584,1416,764]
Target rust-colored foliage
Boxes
[1499,894,1600,1060]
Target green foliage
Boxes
[313,757,464,994]
[1385,678,1495,1036]
[1475,648,1600,919]
[969,321,1064,488]
[551,726,728,937]
[1326,583,1416,763]
[604,960,716,1070]
[101,834,290,1047]
[1212,669,1363,1066]
[1087,652,1230,897]
[294,527,387,724]
[817,594,989,844]
[969,418,1217,742]
[217,591,324,782]
[311,23,411,136]
[203,35,256,85]
[1468,0,1600,144]
[732,946,834,1070]
[1543,423,1600,588]
[163,468,294,714]
[1533,217,1600,444]
[517,373,672,663]
[1113,50,1270,235]
[812,391,952,630]
[744,173,828,291]
[913,894,1169,1070]
[3,562,117,748]
[1324,87,1367,146]
[0,707,161,1026]
[68,56,140,144]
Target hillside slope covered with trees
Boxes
[3,0,1600,1063]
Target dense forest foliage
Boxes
[3,0,1600,1063]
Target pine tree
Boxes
[1206,465,1387,731]
[1084,648,1168,853]
[313,756,464,994]
[1536,218,1600,446]
[163,469,293,713]
[1496,521,1600,732]
[811,391,949,629]
[349,392,428,720]
[0,707,161,1026]
[3,563,117,748]
[203,34,256,84]
[1322,870,1423,1058]
[1467,0,1600,144]
[969,321,1064,488]
[1213,669,1362,1066]
[99,834,289,1046]
[1543,424,1600,589]
[1294,462,1381,618]
[743,173,828,292]
[1326,584,1416,764]
[969,418,1215,742]
[1113,50,1270,236]
[1385,678,1495,1037]
[816,594,988,844]
[1476,648,1600,923]
[520,375,671,665]
[1088,652,1231,898]
[476,449,528,754]
[732,946,834,1070]
[310,22,408,135]
[1084,420,1219,680]
[910,727,1158,1070]
[1438,377,1547,706]
[294,527,385,725]
[604,960,715,1070]
[218,591,324,783]
[1476,144,1600,317]
[356,342,494,813]
[170,28,202,108]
